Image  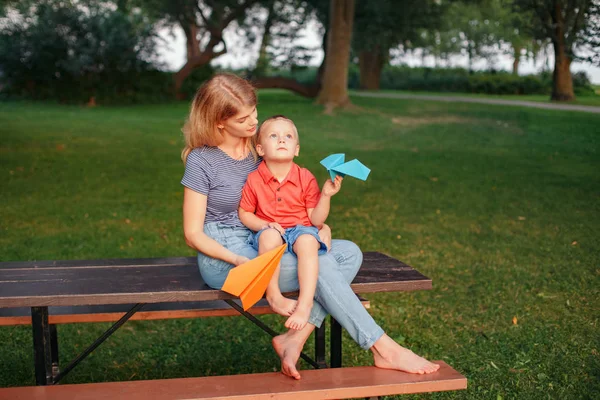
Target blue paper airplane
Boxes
[320,154,371,181]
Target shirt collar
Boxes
[257,161,300,186]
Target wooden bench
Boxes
[0,252,466,398]
[0,363,466,400]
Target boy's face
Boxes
[256,119,299,162]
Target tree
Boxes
[252,0,316,76]
[250,0,327,98]
[353,0,444,90]
[514,0,599,101]
[138,0,260,97]
[315,0,355,111]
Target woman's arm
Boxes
[183,188,248,266]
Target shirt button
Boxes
[273,178,277,182]
[276,188,280,191]
[277,198,282,202]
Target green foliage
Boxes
[0,0,164,104]
[353,0,443,54]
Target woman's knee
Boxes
[330,240,362,265]
[326,239,362,281]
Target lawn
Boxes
[1,92,599,399]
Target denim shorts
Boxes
[250,224,328,257]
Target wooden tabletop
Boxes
[0,252,431,308]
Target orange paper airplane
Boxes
[221,244,287,310]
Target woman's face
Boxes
[219,105,258,139]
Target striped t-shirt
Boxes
[181,146,260,227]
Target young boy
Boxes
[239,115,342,330]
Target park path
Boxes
[351,91,600,114]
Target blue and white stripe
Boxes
[181,146,260,227]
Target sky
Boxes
[156,23,600,85]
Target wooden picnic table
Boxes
[0,252,466,399]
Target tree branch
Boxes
[220,0,260,31]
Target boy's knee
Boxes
[293,234,319,251]
[259,228,283,247]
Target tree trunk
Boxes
[174,31,225,98]
[550,3,575,101]
[512,45,521,75]
[174,55,212,99]
[316,0,355,111]
[467,43,473,73]
[359,47,385,90]
[254,2,275,77]
[316,26,329,86]
[184,24,201,61]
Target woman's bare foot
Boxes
[371,334,440,374]
[284,302,311,330]
[272,333,303,379]
[267,294,297,317]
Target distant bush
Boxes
[276,65,596,96]
[179,66,216,99]
[0,1,174,104]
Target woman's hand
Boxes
[233,255,250,266]
[318,224,332,251]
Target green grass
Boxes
[354,89,600,107]
[1,93,599,399]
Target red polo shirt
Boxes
[240,161,321,228]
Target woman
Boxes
[181,73,439,379]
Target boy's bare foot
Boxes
[272,334,303,380]
[371,334,440,374]
[284,303,311,330]
[267,294,297,316]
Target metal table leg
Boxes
[31,307,53,385]
[315,323,327,368]
[330,316,342,368]
[50,324,59,377]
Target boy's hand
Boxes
[266,222,285,236]
[321,175,343,197]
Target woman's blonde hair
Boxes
[181,73,258,163]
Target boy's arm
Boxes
[309,175,343,229]
[238,207,271,232]
[307,199,329,229]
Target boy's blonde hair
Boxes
[256,115,299,144]
[181,74,257,163]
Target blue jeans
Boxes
[198,222,385,349]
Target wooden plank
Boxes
[0,362,466,400]
[0,299,370,326]
[0,252,430,308]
